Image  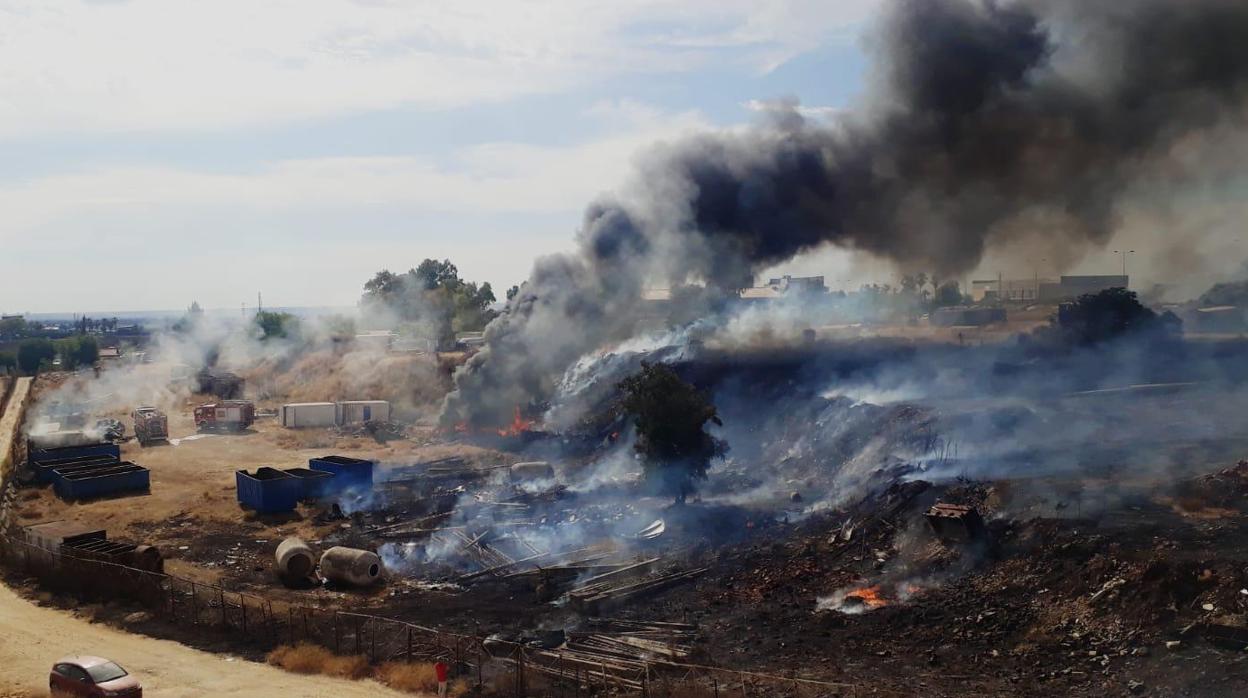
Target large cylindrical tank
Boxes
[319,546,383,587]
[275,537,316,583]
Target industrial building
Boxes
[971,275,1129,303]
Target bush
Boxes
[376,662,440,692]
[266,643,370,679]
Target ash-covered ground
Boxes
[106,333,1248,697]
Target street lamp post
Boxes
[1033,258,1046,301]
[1113,250,1135,280]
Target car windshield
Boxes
[85,662,128,683]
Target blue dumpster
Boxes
[236,467,303,513]
[28,442,120,465]
[31,454,120,484]
[281,468,335,500]
[54,462,150,501]
[309,455,374,491]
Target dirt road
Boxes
[0,583,410,697]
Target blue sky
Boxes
[0,0,883,314]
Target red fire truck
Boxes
[130,407,168,447]
[193,400,256,432]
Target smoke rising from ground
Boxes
[443,0,1248,427]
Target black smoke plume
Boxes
[443,0,1248,427]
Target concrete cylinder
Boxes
[319,546,383,587]
[275,537,316,583]
[130,545,164,573]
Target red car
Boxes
[50,656,142,697]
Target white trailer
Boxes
[338,400,390,424]
[281,402,339,428]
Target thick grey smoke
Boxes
[443,0,1248,427]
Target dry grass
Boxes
[376,661,440,692]
[272,429,336,450]
[266,643,371,679]
[267,647,471,694]
[243,349,447,413]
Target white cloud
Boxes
[0,0,878,137]
[0,102,714,311]
[0,104,710,236]
[743,98,844,121]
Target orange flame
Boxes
[497,405,536,437]
[843,585,889,609]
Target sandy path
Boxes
[0,377,32,475]
[0,583,411,697]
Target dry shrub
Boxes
[273,429,335,450]
[377,661,440,692]
[266,643,370,679]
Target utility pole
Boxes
[257,292,263,314]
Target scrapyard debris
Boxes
[489,617,699,690]
[925,503,987,544]
[568,565,707,610]
[332,420,408,442]
[93,418,125,442]
[636,519,665,540]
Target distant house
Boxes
[97,346,122,361]
[1039,275,1129,302]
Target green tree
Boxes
[506,284,521,301]
[254,311,299,341]
[56,336,99,370]
[1053,287,1179,346]
[0,352,15,374]
[361,259,499,344]
[16,338,55,374]
[618,363,727,503]
[173,301,204,333]
[932,281,965,308]
[0,316,28,340]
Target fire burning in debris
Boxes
[443,406,537,439]
[817,580,928,615]
[844,585,888,610]
[497,405,536,438]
